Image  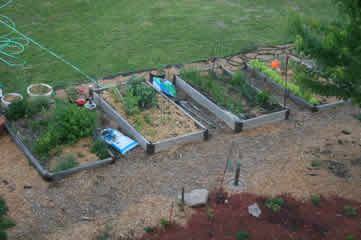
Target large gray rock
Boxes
[248,203,261,217]
[178,189,209,207]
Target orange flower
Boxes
[271,60,280,69]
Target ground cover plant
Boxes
[5,95,110,173]
[0,197,16,240]
[180,68,283,119]
[0,0,335,91]
[101,76,199,142]
[139,192,361,240]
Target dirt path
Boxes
[1,45,361,239]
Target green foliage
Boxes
[95,224,111,240]
[144,226,153,233]
[250,60,319,105]
[33,102,97,156]
[0,196,16,240]
[235,231,249,240]
[311,195,321,206]
[5,99,26,121]
[343,205,357,217]
[144,115,152,125]
[255,91,272,107]
[123,96,140,116]
[124,76,157,108]
[53,155,79,173]
[265,198,284,212]
[345,235,355,240]
[65,87,80,102]
[160,218,169,230]
[287,0,361,107]
[90,139,110,159]
[26,97,50,117]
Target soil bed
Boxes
[29,85,51,95]
[101,84,199,142]
[141,191,361,240]
[179,69,284,120]
[3,94,21,102]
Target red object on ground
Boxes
[0,115,7,134]
[78,89,84,93]
[76,99,86,105]
[140,191,361,240]
[271,60,280,69]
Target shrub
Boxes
[144,226,153,233]
[343,205,357,217]
[311,195,321,206]
[33,102,97,156]
[265,198,284,212]
[160,218,169,230]
[90,139,110,159]
[5,99,26,121]
[249,60,319,105]
[124,76,157,108]
[0,196,16,240]
[53,155,79,173]
[235,231,249,240]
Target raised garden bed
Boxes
[93,76,207,153]
[3,96,114,180]
[247,56,347,111]
[174,67,289,132]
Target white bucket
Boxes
[27,83,53,98]
[1,93,23,109]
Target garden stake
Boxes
[234,162,241,186]
[181,187,185,203]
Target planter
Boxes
[1,93,23,108]
[93,79,208,153]
[247,56,347,111]
[27,83,53,99]
[174,67,288,132]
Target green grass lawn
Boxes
[0,0,335,91]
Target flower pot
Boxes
[27,83,53,99]
[1,93,23,109]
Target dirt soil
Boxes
[3,94,21,102]
[102,87,200,142]
[30,85,51,95]
[1,44,361,240]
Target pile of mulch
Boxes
[140,191,361,240]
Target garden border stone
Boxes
[93,83,208,154]
[4,122,114,181]
[246,56,347,112]
[173,67,289,132]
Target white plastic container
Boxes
[27,83,53,99]
[1,93,23,109]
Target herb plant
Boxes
[265,198,284,212]
[90,139,110,159]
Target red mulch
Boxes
[140,191,361,240]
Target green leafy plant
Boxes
[144,226,153,233]
[255,91,272,107]
[345,235,355,240]
[236,231,249,240]
[33,102,97,156]
[53,154,79,173]
[65,87,80,102]
[343,205,357,217]
[124,76,157,109]
[108,87,122,103]
[5,99,27,121]
[311,195,321,206]
[160,218,169,230]
[0,196,16,240]
[26,97,50,117]
[265,198,284,212]
[95,224,111,240]
[123,96,140,116]
[90,139,110,159]
[249,59,319,105]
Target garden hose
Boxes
[0,0,123,99]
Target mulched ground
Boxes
[0,45,360,240]
[142,191,361,240]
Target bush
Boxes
[33,102,97,156]
[265,198,284,212]
[236,231,249,240]
[53,155,79,173]
[249,60,319,105]
[311,195,321,206]
[344,205,357,217]
[0,196,16,240]
[90,139,110,159]
[5,99,26,121]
